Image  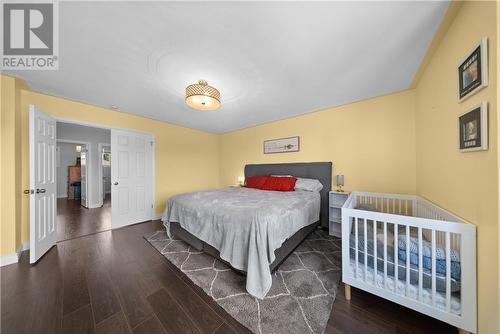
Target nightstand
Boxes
[329,191,350,237]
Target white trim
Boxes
[57,195,68,198]
[153,213,162,220]
[97,142,111,207]
[0,253,18,267]
[56,139,89,145]
[21,241,30,251]
[53,116,154,136]
[151,138,156,221]
[0,241,30,267]
[17,241,29,258]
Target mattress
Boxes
[349,259,462,315]
[161,186,321,298]
[349,232,461,293]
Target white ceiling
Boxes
[6,1,449,133]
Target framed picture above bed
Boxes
[458,102,488,152]
[457,37,488,102]
[263,136,300,154]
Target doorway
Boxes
[29,105,155,263]
[55,122,111,241]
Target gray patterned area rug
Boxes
[145,228,342,334]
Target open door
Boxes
[29,105,57,264]
[111,129,153,228]
[80,146,88,208]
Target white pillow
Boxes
[295,177,323,192]
[271,175,323,192]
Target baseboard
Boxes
[0,252,19,267]
[88,203,102,209]
[18,241,30,254]
[57,195,68,198]
[153,213,162,220]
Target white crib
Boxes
[341,192,476,333]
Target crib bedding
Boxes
[349,233,461,292]
[348,259,462,315]
[397,236,461,280]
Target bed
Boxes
[161,162,332,298]
[342,192,476,334]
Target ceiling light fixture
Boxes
[185,80,221,111]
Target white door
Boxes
[80,147,88,208]
[111,129,153,228]
[29,105,57,264]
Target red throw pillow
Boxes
[261,176,297,191]
[245,175,269,189]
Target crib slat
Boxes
[355,218,359,277]
[445,232,451,312]
[383,222,387,289]
[373,220,377,285]
[418,227,423,302]
[431,229,437,306]
[394,223,398,293]
[406,226,410,297]
[364,219,368,282]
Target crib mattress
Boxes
[349,259,462,315]
[349,233,461,292]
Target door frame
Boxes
[56,139,90,205]
[97,142,111,207]
[52,116,156,219]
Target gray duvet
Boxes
[161,187,320,298]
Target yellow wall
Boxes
[2,83,220,245]
[415,2,498,333]
[0,75,24,255]
[497,1,500,327]
[220,90,417,194]
[1,76,17,255]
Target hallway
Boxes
[57,195,111,241]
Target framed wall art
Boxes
[458,102,488,152]
[457,37,488,102]
[263,136,300,154]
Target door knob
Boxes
[24,189,34,195]
[36,189,46,194]
[113,182,119,186]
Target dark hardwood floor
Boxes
[1,220,457,334]
[57,195,111,241]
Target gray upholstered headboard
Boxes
[244,162,332,229]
